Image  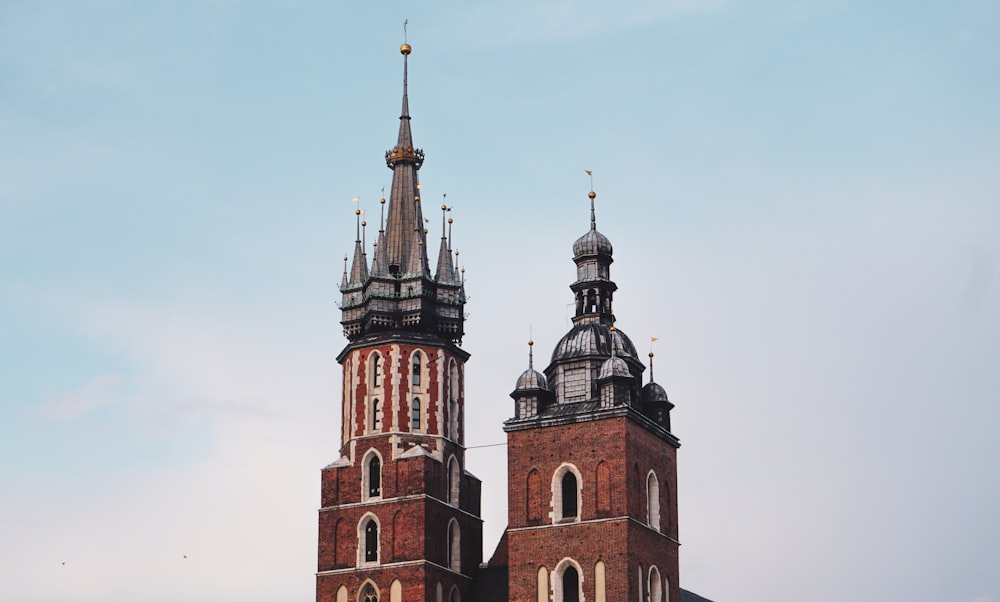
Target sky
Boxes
[1,1,999,601]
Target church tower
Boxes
[316,43,482,602]
[503,190,681,602]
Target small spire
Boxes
[586,170,597,231]
[341,254,348,289]
[528,337,535,370]
[609,323,617,359]
[435,199,456,282]
[649,337,659,383]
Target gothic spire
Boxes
[348,207,369,286]
[436,203,456,282]
[382,43,429,276]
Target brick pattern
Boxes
[505,416,679,602]
[318,338,481,602]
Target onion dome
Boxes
[551,322,639,363]
[514,340,549,392]
[599,355,631,380]
[641,381,669,402]
[572,191,613,258]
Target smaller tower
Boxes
[510,339,553,419]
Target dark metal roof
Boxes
[515,368,549,391]
[551,322,639,363]
[642,381,670,402]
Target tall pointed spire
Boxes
[383,42,428,276]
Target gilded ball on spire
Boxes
[588,191,597,200]
[400,43,412,55]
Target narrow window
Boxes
[647,471,661,531]
[448,519,461,572]
[537,566,548,602]
[371,354,382,388]
[411,398,421,431]
[371,399,382,432]
[561,471,578,518]
[527,469,542,523]
[411,353,421,387]
[368,456,381,498]
[649,566,662,602]
[448,456,460,506]
[364,520,378,562]
[563,566,580,602]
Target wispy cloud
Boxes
[38,374,124,421]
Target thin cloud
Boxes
[37,374,124,421]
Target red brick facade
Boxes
[503,416,680,602]
[317,339,481,602]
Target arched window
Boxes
[638,564,644,602]
[364,519,378,562]
[665,576,671,602]
[411,352,422,387]
[390,580,401,602]
[370,398,382,433]
[360,582,378,602]
[448,455,460,506]
[448,586,461,602]
[595,461,610,513]
[370,353,382,388]
[527,469,542,523]
[448,519,461,572]
[551,464,582,523]
[436,582,443,602]
[411,398,421,431]
[537,566,548,602]
[336,585,348,602]
[647,470,661,531]
[594,561,607,602]
[363,450,382,500]
[553,559,583,602]
[649,566,662,602]
[561,472,578,519]
[563,566,580,602]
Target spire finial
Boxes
[649,337,659,382]
[528,333,535,370]
[609,323,617,359]
[379,192,386,231]
[353,197,361,242]
[440,196,449,240]
[585,170,597,231]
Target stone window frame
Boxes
[369,352,384,390]
[551,557,584,602]
[358,580,379,602]
[648,566,663,602]
[447,518,461,572]
[411,397,422,432]
[550,463,583,524]
[361,448,383,501]
[447,455,461,507]
[357,512,381,567]
[646,469,661,532]
[409,349,426,391]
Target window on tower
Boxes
[370,353,382,388]
[562,566,580,602]
[646,470,661,532]
[364,520,378,562]
[370,399,382,432]
[562,472,578,519]
[411,352,421,387]
[411,398,421,431]
[552,464,582,523]
[360,582,378,602]
[368,455,381,498]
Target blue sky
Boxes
[2,1,999,601]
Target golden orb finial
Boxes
[361,220,366,227]
[355,209,361,215]
[380,197,386,204]
[400,43,411,55]
[588,191,596,200]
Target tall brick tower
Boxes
[316,43,482,602]
[501,190,680,602]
